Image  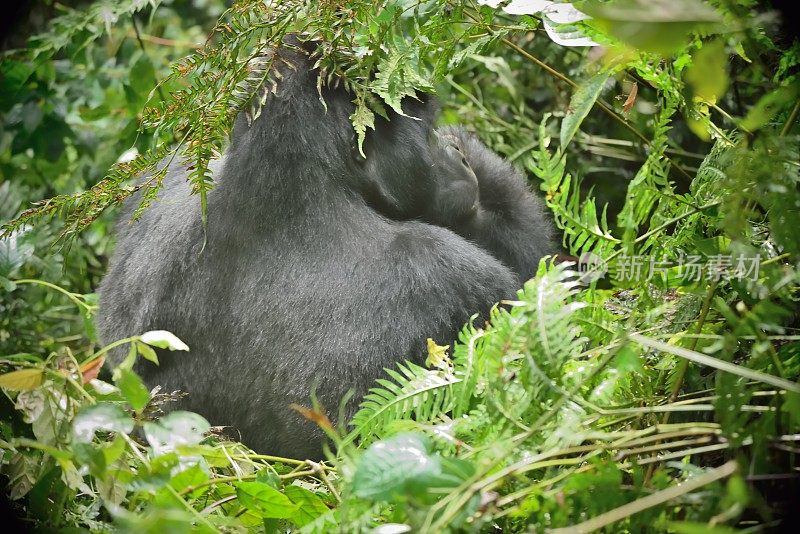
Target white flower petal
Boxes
[504,0,553,15]
[543,18,599,47]
[543,4,591,24]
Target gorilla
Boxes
[98,40,552,459]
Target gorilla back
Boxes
[98,43,550,459]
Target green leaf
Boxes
[579,0,722,55]
[115,368,150,411]
[73,442,107,478]
[371,51,413,116]
[129,55,156,97]
[236,481,299,519]
[613,344,643,373]
[169,464,209,494]
[140,330,190,351]
[352,433,472,502]
[350,95,375,158]
[685,40,729,102]
[143,411,210,455]
[72,403,134,443]
[0,58,34,95]
[102,435,128,466]
[0,276,17,291]
[739,83,800,132]
[136,341,159,364]
[370,43,432,117]
[561,71,610,148]
[284,485,328,527]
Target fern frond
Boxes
[347,361,460,445]
[448,263,588,428]
[531,117,619,259]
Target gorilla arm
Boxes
[429,126,553,285]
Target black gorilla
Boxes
[98,42,552,459]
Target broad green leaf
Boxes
[560,71,610,148]
[169,464,209,494]
[579,0,722,55]
[129,55,156,97]
[685,40,729,102]
[284,485,328,527]
[352,433,473,502]
[72,403,134,443]
[739,84,800,132]
[72,442,107,478]
[236,481,299,519]
[115,368,150,411]
[102,435,128,466]
[140,330,190,351]
[144,411,210,455]
[0,368,44,391]
[0,57,34,94]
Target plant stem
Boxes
[14,279,93,313]
[781,99,800,136]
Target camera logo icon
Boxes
[576,252,607,282]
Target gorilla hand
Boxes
[426,130,480,225]
[425,125,553,284]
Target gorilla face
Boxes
[355,109,482,228]
[355,97,440,220]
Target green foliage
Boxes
[2,0,800,532]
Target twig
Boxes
[307,460,341,503]
[200,495,237,515]
[125,30,201,49]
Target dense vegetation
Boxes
[1,0,798,531]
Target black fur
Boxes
[98,43,552,459]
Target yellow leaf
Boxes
[0,368,44,391]
[425,338,451,370]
